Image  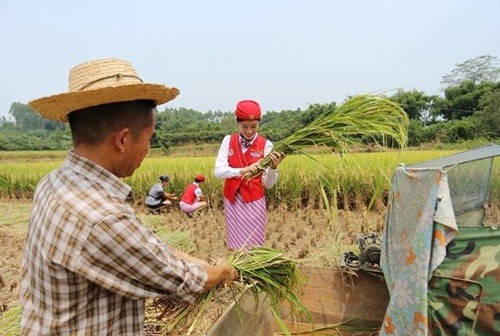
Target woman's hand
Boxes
[269,151,285,169]
[240,161,262,176]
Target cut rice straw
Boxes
[147,246,312,336]
[227,246,313,336]
[243,94,409,180]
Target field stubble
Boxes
[0,201,384,314]
[1,201,499,334]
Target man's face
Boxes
[120,116,155,178]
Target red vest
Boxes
[181,183,198,204]
[223,133,266,203]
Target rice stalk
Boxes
[301,231,355,268]
[273,315,380,335]
[319,178,339,229]
[228,246,312,336]
[243,94,409,179]
[226,247,312,325]
[0,303,21,336]
[147,247,311,335]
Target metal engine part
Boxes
[342,232,382,273]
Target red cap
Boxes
[195,174,205,182]
[235,100,261,120]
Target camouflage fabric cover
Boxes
[428,227,500,335]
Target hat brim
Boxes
[29,83,180,122]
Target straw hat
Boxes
[29,58,180,122]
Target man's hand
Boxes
[215,261,238,287]
[171,248,238,290]
[203,261,238,290]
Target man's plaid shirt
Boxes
[20,151,207,335]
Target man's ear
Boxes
[114,128,130,153]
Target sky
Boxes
[1,1,499,120]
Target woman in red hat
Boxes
[179,174,208,218]
[214,100,285,250]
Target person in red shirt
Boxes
[214,100,285,250]
[179,174,208,218]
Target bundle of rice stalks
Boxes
[0,303,21,336]
[146,246,311,336]
[145,286,238,335]
[243,94,409,179]
[227,246,313,334]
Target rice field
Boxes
[1,148,499,335]
[1,149,498,210]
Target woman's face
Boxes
[238,120,259,140]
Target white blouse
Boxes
[213,134,278,189]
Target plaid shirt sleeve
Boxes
[21,152,209,334]
[78,211,207,303]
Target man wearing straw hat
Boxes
[20,58,237,335]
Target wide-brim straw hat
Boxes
[29,58,180,122]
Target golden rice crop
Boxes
[242,94,410,180]
[1,150,498,211]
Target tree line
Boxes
[1,55,498,151]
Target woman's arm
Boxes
[214,135,242,179]
[214,134,265,179]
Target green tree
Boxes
[9,102,45,130]
[440,55,500,90]
[0,117,16,130]
[389,89,443,123]
[474,89,500,138]
[8,102,65,131]
[259,108,304,141]
[442,81,500,120]
[299,102,337,126]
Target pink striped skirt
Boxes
[224,192,267,250]
[179,201,205,214]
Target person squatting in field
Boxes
[214,100,285,250]
[179,174,208,218]
[145,174,178,213]
[20,58,237,335]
